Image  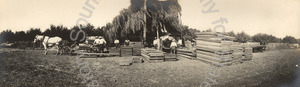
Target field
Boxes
[0,48,300,87]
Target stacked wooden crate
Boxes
[131,42,143,56]
[141,48,165,63]
[132,47,142,56]
[243,47,253,60]
[231,42,244,64]
[120,46,133,57]
[177,49,196,59]
[195,32,235,66]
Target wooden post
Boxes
[157,22,161,50]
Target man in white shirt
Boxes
[153,37,158,49]
[114,39,120,49]
[177,37,182,48]
[94,36,106,53]
[170,39,177,54]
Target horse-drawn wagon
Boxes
[72,36,119,57]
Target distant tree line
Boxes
[226,31,299,44]
[0,24,104,43]
[1,25,299,45]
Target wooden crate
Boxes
[120,47,133,57]
[141,48,165,63]
[132,47,142,56]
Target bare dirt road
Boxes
[0,48,299,87]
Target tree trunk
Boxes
[143,0,147,46]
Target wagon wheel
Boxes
[65,42,78,55]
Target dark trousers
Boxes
[96,44,104,53]
[115,43,120,49]
[171,46,176,54]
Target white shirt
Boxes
[94,38,106,44]
[153,39,158,45]
[170,42,177,47]
[114,40,119,44]
[178,39,182,45]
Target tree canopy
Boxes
[102,0,185,43]
[283,36,298,44]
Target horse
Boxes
[34,35,63,55]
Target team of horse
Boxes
[33,35,65,55]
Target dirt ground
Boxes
[0,48,300,87]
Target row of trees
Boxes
[227,31,299,44]
[0,25,299,45]
[0,24,104,43]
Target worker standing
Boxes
[170,39,177,54]
[94,36,106,53]
[177,37,182,48]
[124,39,130,46]
[114,39,120,49]
[153,37,158,49]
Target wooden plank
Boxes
[141,54,164,60]
[197,50,231,58]
[177,51,196,57]
[196,49,232,55]
[197,53,231,63]
[196,41,233,47]
[196,40,222,47]
[177,49,196,53]
[141,54,164,63]
[195,38,223,43]
[196,45,232,53]
[194,57,232,67]
[177,54,196,59]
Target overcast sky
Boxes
[0,0,299,38]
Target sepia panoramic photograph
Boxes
[0,0,300,87]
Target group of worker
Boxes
[93,36,132,53]
[93,36,107,53]
[93,35,184,54]
[153,35,182,54]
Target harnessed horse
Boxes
[34,35,63,55]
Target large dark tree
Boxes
[43,25,70,40]
[102,0,186,44]
[26,28,42,41]
[283,36,298,44]
[252,33,282,43]
[235,31,251,43]
[15,31,26,41]
[0,30,15,43]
